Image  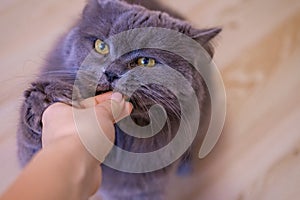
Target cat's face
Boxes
[55,0,220,141]
[64,0,219,66]
[65,1,216,94]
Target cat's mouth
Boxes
[95,89,151,125]
[95,89,112,95]
[95,88,181,128]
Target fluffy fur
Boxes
[17,0,220,199]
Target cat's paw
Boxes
[22,80,81,134]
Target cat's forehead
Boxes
[79,0,191,39]
[111,9,189,35]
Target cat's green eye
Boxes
[95,39,109,55]
[137,57,156,67]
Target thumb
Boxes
[74,93,132,162]
[95,92,133,123]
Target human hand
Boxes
[40,92,133,196]
[41,92,133,160]
[0,92,133,200]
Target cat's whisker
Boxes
[17,0,218,197]
[37,70,102,86]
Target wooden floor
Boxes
[1,0,300,199]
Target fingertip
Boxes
[111,92,123,103]
[95,91,113,104]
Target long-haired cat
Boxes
[17,0,220,199]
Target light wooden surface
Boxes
[1,0,300,199]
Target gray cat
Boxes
[17,0,220,199]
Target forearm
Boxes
[1,135,101,200]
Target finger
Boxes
[112,93,133,121]
[94,96,132,123]
[75,94,132,162]
[95,91,113,104]
[80,92,113,108]
[114,102,133,123]
[108,92,132,122]
[98,101,133,123]
[42,103,76,147]
[103,92,126,121]
[42,103,70,125]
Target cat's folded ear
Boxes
[93,0,123,5]
[91,0,114,3]
[191,28,222,58]
[84,0,129,14]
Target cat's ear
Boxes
[84,0,115,10]
[84,0,128,15]
[191,28,222,58]
[95,0,125,6]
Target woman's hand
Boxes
[0,92,133,200]
[42,92,132,150]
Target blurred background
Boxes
[0,0,299,199]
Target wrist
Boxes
[65,135,102,197]
[44,134,101,198]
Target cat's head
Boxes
[62,0,220,69]
[55,0,220,134]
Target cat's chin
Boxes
[129,109,151,126]
[94,89,150,124]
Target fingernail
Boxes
[111,92,123,102]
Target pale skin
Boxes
[0,92,132,200]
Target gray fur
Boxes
[17,0,220,199]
